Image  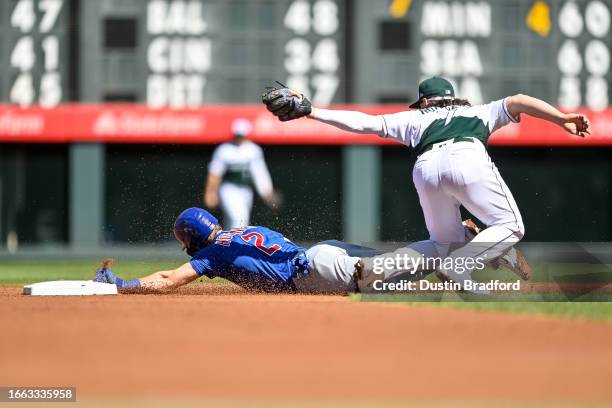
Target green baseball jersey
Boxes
[208,141,273,194]
[380,98,520,154]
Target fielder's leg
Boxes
[219,183,253,228]
[413,155,466,246]
[355,240,441,292]
[463,219,531,280]
[409,149,488,290]
[440,142,526,284]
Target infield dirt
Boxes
[1,284,612,405]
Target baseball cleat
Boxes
[435,271,451,283]
[353,260,382,293]
[462,218,481,240]
[353,260,365,292]
[462,219,531,281]
[491,247,531,281]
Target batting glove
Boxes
[94,266,117,284]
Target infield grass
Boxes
[403,301,612,322]
[0,259,178,284]
[2,259,612,322]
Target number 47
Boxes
[11,0,64,33]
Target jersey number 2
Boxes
[240,232,281,256]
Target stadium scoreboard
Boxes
[77,0,347,107]
[1,0,69,107]
[353,0,611,111]
[0,0,610,110]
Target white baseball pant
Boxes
[292,243,361,294]
[219,182,253,229]
[412,139,524,284]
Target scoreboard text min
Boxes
[412,0,610,110]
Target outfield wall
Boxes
[1,141,611,252]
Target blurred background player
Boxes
[204,118,280,228]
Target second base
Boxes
[23,280,118,296]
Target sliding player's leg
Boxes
[292,244,360,294]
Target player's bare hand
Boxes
[204,192,219,209]
[562,113,591,137]
[264,191,283,210]
[287,90,303,100]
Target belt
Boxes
[417,136,476,156]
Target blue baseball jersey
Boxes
[189,226,307,292]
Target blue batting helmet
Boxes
[173,207,220,256]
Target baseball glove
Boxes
[261,82,312,122]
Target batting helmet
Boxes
[174,207,220,256]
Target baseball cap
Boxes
[232,118,253,137]
[409,77,455,109]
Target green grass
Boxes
[3,260,612,322]
[355,261,612,321]
[0,259,178,284]
[408,301,612,322]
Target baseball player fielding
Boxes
[262,76,590,291]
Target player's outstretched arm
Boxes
[261,84,385,135]
[506,94,591,137]
[308,107,385,136]
[138,263,199,292]
[95,261,199,293]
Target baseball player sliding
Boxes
[204,118,280,229]
[261,77,591,290]
[94,207,388,294]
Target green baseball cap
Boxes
[409,77,455,108]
